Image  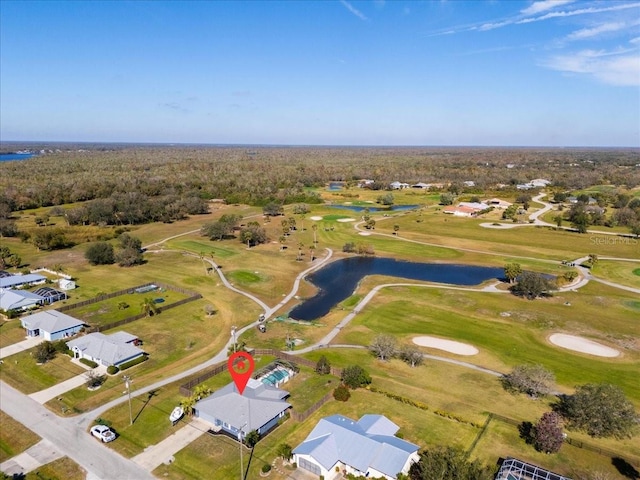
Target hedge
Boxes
[79,358,99,368]
[119,354,148,370]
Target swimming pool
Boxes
[256,365,294,387]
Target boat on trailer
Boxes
[170,406,184,425]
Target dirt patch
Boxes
[412,336,479,356]
[548,333,620,358]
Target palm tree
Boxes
[393,224,400,235]
[296,242,304,261]
[141,297,159,317]
[309,244,316,261]
[180,396,196,416]
[312,224,318,244]
[279,235,286,251]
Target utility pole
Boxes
[123,375,133,425]
[239,422,247,480]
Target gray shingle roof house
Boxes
[66,331,144,367]
[20,310,85,341]
[194,378,290,439]
[0,288,45,312]
[293,414,419,480]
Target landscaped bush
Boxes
[333,384,351,402]
[34,341,57,364]
[119,354,148,370]
[79,358,99,368]
[261,464,271,473]
[107,365,119,375]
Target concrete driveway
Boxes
[0,335,41,359]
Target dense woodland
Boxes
[1,144,639,230]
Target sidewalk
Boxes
[131,417,209,471]
[0,439,63,476]
[28,364,107,405]
[0,335,41,359]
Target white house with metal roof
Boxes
[0,273,47,289]
[0,288,46,312]
[66,331,144,367]
[293,414,419,479]
[20,310,86,340]
[194,378,290,439]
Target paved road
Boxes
[0,382,156,480]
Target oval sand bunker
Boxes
[336,218,355,222]
[549,334,620,358]
[310,216,323,221]
[413,336,479,356]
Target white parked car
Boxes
[90,425,116,443]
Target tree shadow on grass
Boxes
[612,457,639,479]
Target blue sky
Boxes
[1,0,639,146]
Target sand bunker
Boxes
[359,232,371,236]
[549,334,620,358]
[310,216,323,221]
[337,218,355,223]
[412,336,479,356]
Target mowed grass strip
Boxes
[327,285,640,401]
[21,457,86,480]
[0,319,28,349]
[0,410,40,462]
[0,349,87,394]
[592,260,640,289]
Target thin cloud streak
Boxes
[340,0,369,21]
[566,22,627,41]
[521,0,575,16]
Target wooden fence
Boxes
[290,392,334,422]
[179,349,342,397]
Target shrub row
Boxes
[119,354,148,370]
[369,386,481,428]
[79,358,98,368]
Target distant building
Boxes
[58,279,76,290]
[487,198,513,208]
[293,414,419,480]
[463,180,475,187]
[21,310,85,341]
[389,181,409,190]
[0,273,47,290]
[0,288,45,312]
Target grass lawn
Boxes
[0,319,27,349]
[592,260,640,289]
[472,418,636,478]
[326,284,640,401]
[0,410,40,462]
[0,349,86,394]
[65,289,192,327]
[22,456,86,480]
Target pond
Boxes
[289,257,504,321]
[329,204,419,213]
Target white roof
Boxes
[67,332,143,366]
[0,274,47,289]
[195,378,290,432]
[21,310,85,334]
[0,289,44,310]
[293,414,418,478]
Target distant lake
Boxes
[0,153,35,162]
[289,257,504,320]
[330,204,419,213]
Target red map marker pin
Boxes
[228,351,254,395]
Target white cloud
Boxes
[521,0,575,16]
[544,48,640,86]
[516,2,640,25]
[566,22,627,41]
[340,0,369,21]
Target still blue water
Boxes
[0,153,35,161]
[289,257,504,321]
[329,204,419,213]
